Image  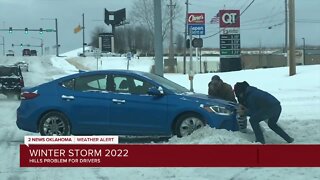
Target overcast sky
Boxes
[0,0,319,54]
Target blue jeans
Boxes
[249,104,292,144]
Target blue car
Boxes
[17,70,239,137]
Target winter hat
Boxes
[234,81,249,95]
[211,75,221,81]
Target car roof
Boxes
[15,61,27,64]
[0,65,19,68]
[57,70,152,82]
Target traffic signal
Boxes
[192,38,203,48]
[20,43,23,47]
[186,39,190,49]
[25,28,28,34]
[39,28,43,34]
[9,27,12,33]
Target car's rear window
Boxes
[0,66,20,76]
[142,72,189,94]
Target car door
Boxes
[58,73,111,135]
[107,74,169,135]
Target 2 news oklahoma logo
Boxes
[219,10,240,28]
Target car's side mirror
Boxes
[148,86,164,96]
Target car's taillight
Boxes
[21,91,39,100]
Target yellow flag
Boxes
[74,25,81,33]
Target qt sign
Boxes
[219,10,240,28]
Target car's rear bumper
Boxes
[16,107,38,133]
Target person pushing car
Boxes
[208,75,237,102]
[208,75,247,132]
[234,81,294,144]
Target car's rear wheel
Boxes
[39,111,71,136]
[174,113,205,137]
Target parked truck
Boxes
[0,65,24,99]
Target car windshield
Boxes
[143,72,190,94]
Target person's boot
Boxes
[286,137,294,143]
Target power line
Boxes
[239,0,252,11]
[241,11,284,25]
[203,0,255,39]
[296,20,320,23]
[240,0,255,16]
[241,21,284,30]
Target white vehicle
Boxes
[6,50,15,56]
[14,61,29,72]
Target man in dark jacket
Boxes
[234,81,294,144]
[208,75,237,102]
[208,76,247,132]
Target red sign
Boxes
[219,10,240,28]
[188,13,205,24]
[20,144,320,167]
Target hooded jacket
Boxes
[208,81,237,102]
[242,86,280,116]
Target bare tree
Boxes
[126,26,134,51]
[114,28,127,53]
[90,24,154,54]
[90,0,183,54]
[130,0,182,42]
[175,33,184,55]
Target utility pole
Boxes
[302,37,305,65]
[0,36,4,56]
[183,0,189,74]
[288,0,296,76]
[41,39,44,56]
[153,0,164,76]
[285,0,288,54]
[2,36,4,56]
[82,13,85,56]
[189,29,194,92]
[55,18,59,57]
[168,0,175,66]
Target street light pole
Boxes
[153,0,164,77]
[41,18,59,56]
[285,0,288,54]
[31,37,44,56]
[0,35,4,56]
[55,18,59,57]
[302,37,305,65]
[41,39,44,56]
[168,0,175,65]
[82,13,85,56]
[288,0,296,76]
[183,0,189,74]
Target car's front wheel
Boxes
[174,113,205,137]
[39,111,71,136]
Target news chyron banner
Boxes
[20,136,320,167]
[21,136,119,167]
